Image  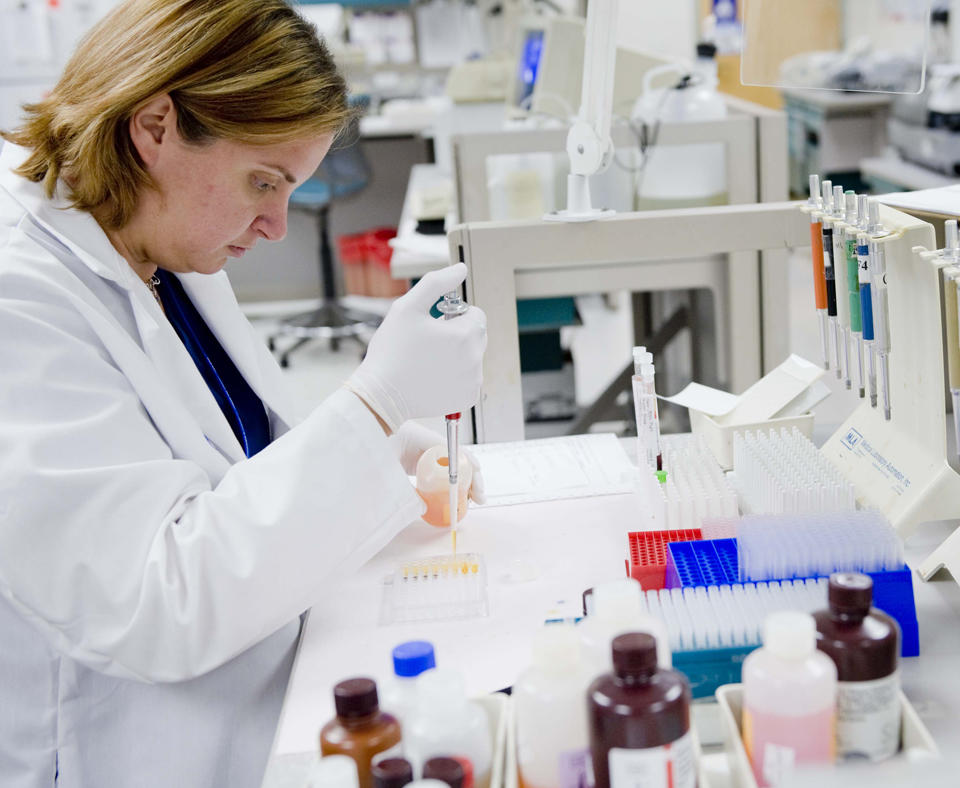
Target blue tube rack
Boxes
[665,538,919,658]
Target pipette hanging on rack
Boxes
[844,192,864,397]
[808,175,829,370]
[821,180,838,371]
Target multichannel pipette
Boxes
[808,175,829,370]
[437,290,469,553]
[844,192,864,396]
[822,184,841,377]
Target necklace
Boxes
[146,274,163,310]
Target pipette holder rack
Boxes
[799,203,960,580]
[664,538,919,657]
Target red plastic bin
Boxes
[364,227,407,298]
[337,232,369,295]
[626,529,703,590]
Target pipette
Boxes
[822,184,841,378]
[437,289,469,554]
[808,175,830,370]
[867,200,889,415]
[831,184,850,385]
[844,192,864,396]
[857,231,877,408]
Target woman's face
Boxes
[121,104,334,278]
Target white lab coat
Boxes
[0,141,425,787]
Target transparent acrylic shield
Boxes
[740,0,931,94]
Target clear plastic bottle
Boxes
[381,641,437,728]
[579,578,671,674]
[587,632,695,788]
[310,754,361,788]
[814,573,901,762]
[514,625,592,788]
[742,612,837,787]
[320,678,403,788]
[403,669,492,788]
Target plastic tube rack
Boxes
[625,529,702,589]
[663,537,919,658]
[657,434,739,529]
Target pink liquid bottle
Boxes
[742,611,837,787]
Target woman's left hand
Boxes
[390,420,486,505]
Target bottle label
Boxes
[557,747,590,788]
[836,674,901,762]
[607,730,695,788]
[742,704,834,787]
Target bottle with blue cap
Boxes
[382,641,437,728]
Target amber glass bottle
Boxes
[587,633,695,788]
[320,678,402,788]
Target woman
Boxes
[0,1,487,785]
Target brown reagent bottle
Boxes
[814,572,901,762]
[587,632,696,788]
[372,757,414,788]
[320,678,403,788]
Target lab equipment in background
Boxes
[814,574,901,763]
[415,445,473,528]
[731,428,857,515]
[382,641,437,729]
[379,554,488,626]
[630,347,661,471]
[372,758,415,788]
[311,754,362,788]
[736,512,904,583]
[631,53,729,211]
[404,669,492,788]
[587,633,696,788]
[806,175,830,370]
[578,578,672,671]
[741,612,837,788]
[513,625,591,788]
[437,289,470,553]
[422,757,465,788]
[320,678,402,788]
[888,63,960,176]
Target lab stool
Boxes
[268,118,381,367]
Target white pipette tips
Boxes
[640,578,828,652]
[732,427,857,515]
[657,435,738,530]
[736,511,904,583]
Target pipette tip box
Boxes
[665,538,919,657]
[625,529,702,589]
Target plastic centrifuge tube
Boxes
[844,192,864,396]
[808,175,829,370]
[437,290,469,553]
[857,232,878,408]
[632,347,662,471]
[821,180,838,371]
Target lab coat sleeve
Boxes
[0,296,426,683]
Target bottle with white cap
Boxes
[579,578,671,674]
[309,754,361,788]
[514,624,592,788]
[742,611,837,788]
[381,641,437,728]
[403,668,492,788]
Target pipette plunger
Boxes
[438,291,469,553]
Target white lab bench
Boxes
[259,470,960,787]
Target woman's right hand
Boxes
[346,263,487,433]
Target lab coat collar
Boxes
[0,142,134,288]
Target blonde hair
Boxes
[2,0,351,229]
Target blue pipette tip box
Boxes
[665,538,919,658]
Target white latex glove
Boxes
[346,263,487,432]
[390,420,487,505]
